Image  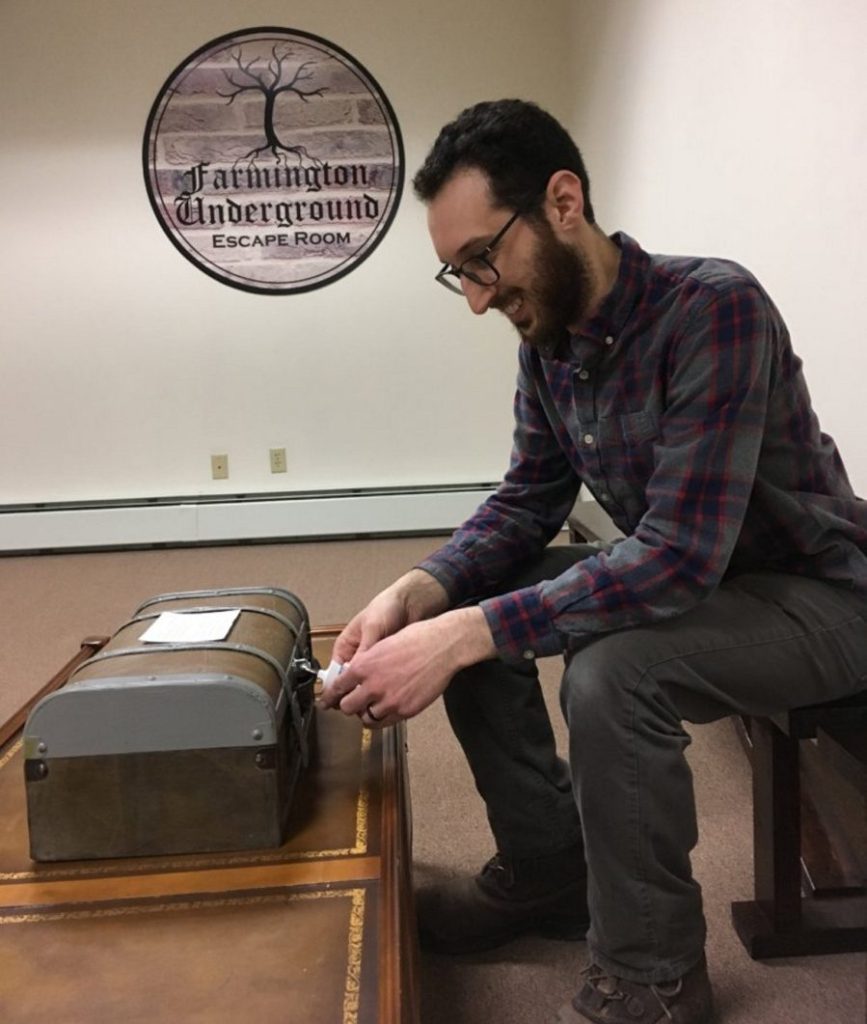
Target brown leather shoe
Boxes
[558,955,714,1024]
[417,846,589,954]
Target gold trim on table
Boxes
[1,887,368,1024]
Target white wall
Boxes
[0,0,572,505]
[568,0,867,495]
[2,0,865,515]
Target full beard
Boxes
[498,219,593,353]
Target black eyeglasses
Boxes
[435,209,522,294]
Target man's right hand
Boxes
[331,568,450,665]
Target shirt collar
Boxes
[572,231,650,346]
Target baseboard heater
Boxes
[0,484,498,555]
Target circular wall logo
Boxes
[143,27,404,294]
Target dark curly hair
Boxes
[412,99,595,224]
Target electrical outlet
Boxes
[211,454,229,479]
[269,447,287,473]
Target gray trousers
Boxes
[443,545,867,984]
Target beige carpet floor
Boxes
[0,537,864,1023]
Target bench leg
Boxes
[753,715,803,928]
[732,716,867,957]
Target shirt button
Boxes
[522,649,535,660]
[583,433,595,445]
[578,370,590,381]
[605,335,615,346]
[599,491,610,502]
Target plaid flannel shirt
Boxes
[418,233,867,664]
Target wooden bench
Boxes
[732,691,867,958]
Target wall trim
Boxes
[0,484,497,554]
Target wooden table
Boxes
[0,631,419,1024]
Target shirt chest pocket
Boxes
[595,411,660,489]
[597,411,660,447]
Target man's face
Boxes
[427,168,593,349]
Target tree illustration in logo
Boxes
[218,46,327,166]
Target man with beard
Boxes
[321,100,867,1024]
